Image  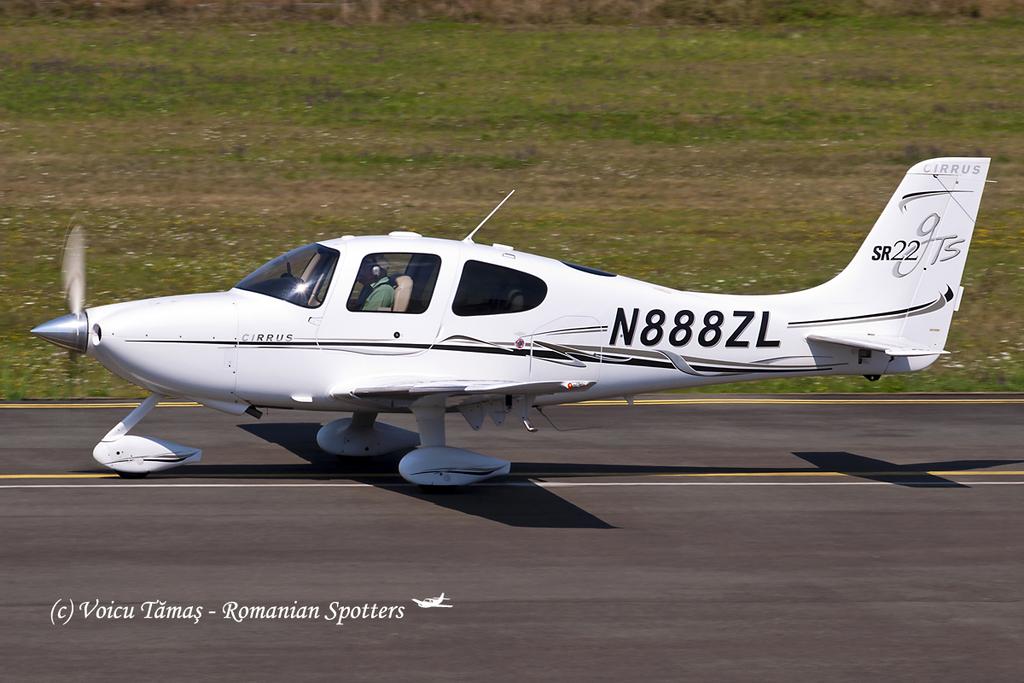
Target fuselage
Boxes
[79,231,929,415]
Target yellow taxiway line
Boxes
[575,397,1024,406]
[0,473,119,479]
[1,397,1023,409]
[0,401,201,409]
[654,470,1024,478]
[2,470,1024,481]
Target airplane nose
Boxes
[30,312,89,353]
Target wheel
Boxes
[116,471,149,479]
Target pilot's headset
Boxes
[370,256,389,280]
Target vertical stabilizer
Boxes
[807,158,989,353]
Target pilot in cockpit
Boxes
[357,257,396,311]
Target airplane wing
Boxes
[333,379,596,400]
[806,332,948,357]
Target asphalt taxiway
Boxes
[1,395,1022,681]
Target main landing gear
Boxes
[317,400,511,487]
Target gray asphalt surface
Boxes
[1,395,1022,681]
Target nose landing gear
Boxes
[92,394,202,477]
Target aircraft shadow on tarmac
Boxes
[232,422,616,529]
[522,451,1020,489]
[790,452,991,488]
[115,422,1020,528]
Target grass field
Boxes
[1,16,1022,398]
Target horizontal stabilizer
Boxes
[334,378,595,400]
[806,333,948,357]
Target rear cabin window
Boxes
[452,260,547,316]
[347,252,442,314]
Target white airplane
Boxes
[412,593,452,608]
[31,157,989,486]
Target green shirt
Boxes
[362,276,395,311]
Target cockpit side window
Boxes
[347,252,442,314]
[236,243,339,309]
[452,260,547,316]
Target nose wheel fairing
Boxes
[93,435,201,475]
[91,395,202,476]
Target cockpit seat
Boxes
[393,274,414,313]
[507,288,525,312]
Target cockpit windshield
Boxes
[235,243,339,308]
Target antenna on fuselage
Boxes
[463,189,515,243]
